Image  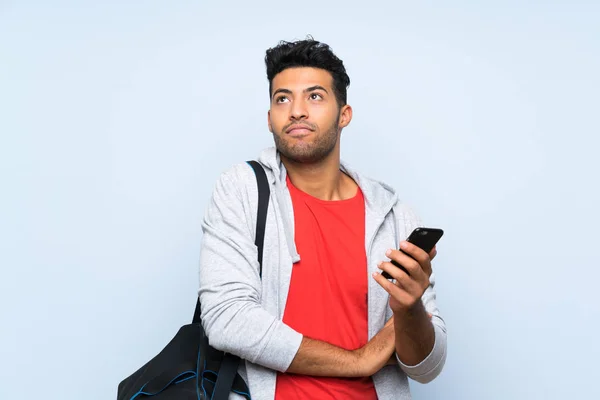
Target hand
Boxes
[353,316,396,376]
[373,242,437,314]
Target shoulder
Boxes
[350,167,420,219]
[217,161,257,183]
[365,174,423,230]
[211,161,261,194]
[393,201,422,228]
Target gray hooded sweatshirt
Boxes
[198,147,447,399]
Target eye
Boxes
[309,93,323,100]
[276,96,289,104]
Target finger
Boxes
[377,260,409,283]
[429,246,437,261]
[372,271,414,305]
[386,355,397,366]
[399,241,430,265]
[399,242,433,277]
[377,262,422,294]
[385,248,428,282]
[384,315,395,328]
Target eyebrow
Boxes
[272,85,329,99]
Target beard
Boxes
[272,112,341,164]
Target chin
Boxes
[279,145,334,164]
[273,130,338,164]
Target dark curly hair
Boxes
[265,37,351,107]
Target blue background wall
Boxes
[1,1,598,398]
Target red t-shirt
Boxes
[274,176,377,400]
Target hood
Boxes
[257,146,399,216]
[257,147,401,263]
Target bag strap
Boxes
[247,160,270,276]
[138,361,197,397]
[211,160,270,400]
[192,160,270,324]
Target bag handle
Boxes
[192,160,270,323]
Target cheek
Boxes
[270,120,284,134]
[312,106,339,129]
[269,110,287,132]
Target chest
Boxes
[258,189,404,334]
[292,195,366,279]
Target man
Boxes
[198,38,447,399]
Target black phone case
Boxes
[381,227,444,279]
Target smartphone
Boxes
[381,227,444,279]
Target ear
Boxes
[338,104,353,129]
[267,110,273,133]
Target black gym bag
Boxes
[117,160,270,400]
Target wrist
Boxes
[394,299,426,319]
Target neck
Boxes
[281,147,356,201]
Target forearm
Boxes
[287,316,396,377]
[393,300,435,366]
[285,337,362,377]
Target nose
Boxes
[290,99,308,120]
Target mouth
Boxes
[286,125,314,135]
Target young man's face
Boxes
[268,67,351,164]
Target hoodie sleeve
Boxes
[198,167,303,372]
[393,203,448,383]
